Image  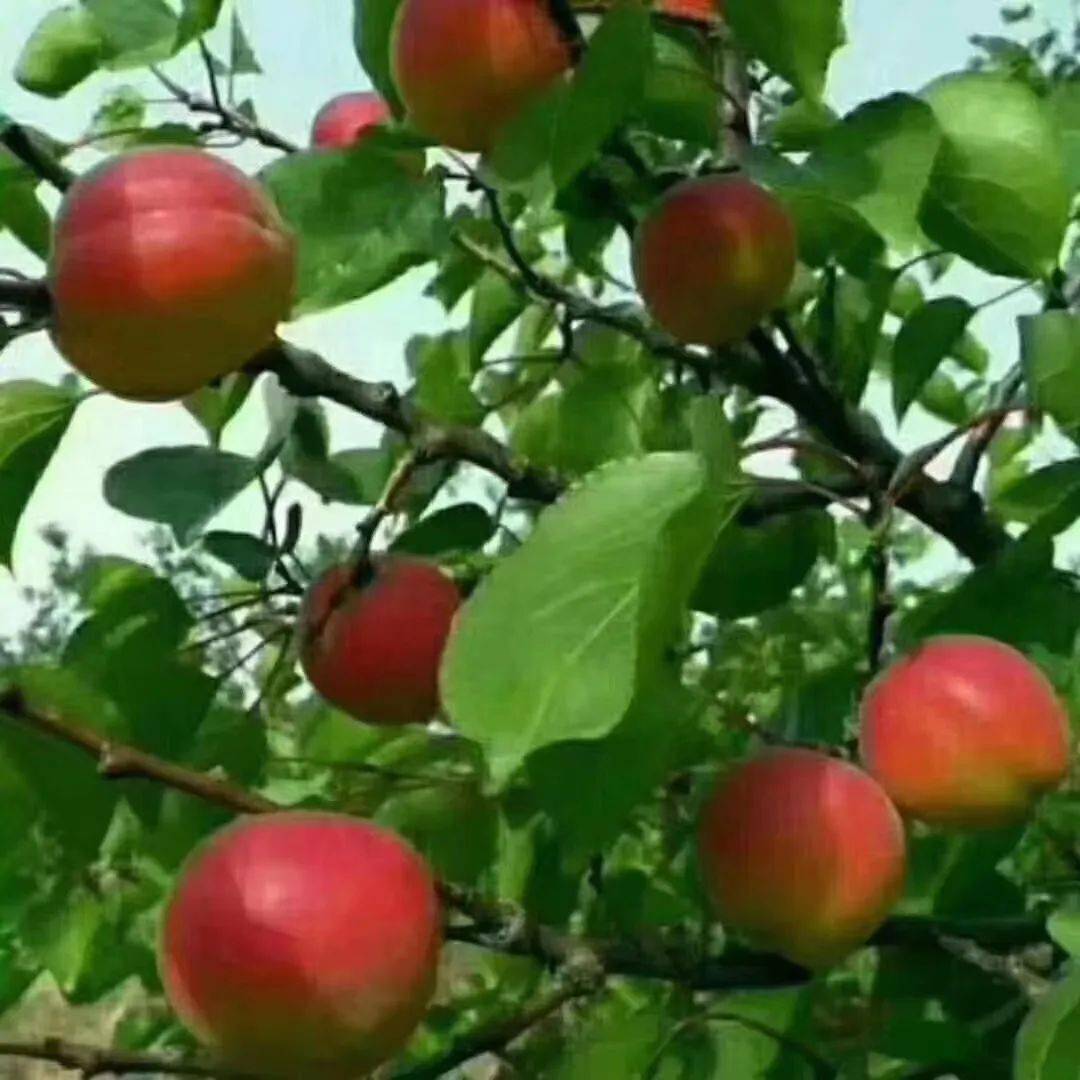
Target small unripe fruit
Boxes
[161,813,441,1077]
[311,91,393,149]
[699,749,906,970]
[299,557,461,726]
[49,148,295,402]
[633,175,797,347]
[860,636,1071,828]
[393,0,572,152]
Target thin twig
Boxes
[151,66,298,153]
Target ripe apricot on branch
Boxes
[311,91,394,149]
[860,636,1071,828]
[393,0,572,152]
[633,175,797,347]
[49,147,295,402]
[299,557,461,726]
[699,748,906,970]
[161,813,441,1077]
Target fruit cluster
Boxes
[32,0,1073,1073]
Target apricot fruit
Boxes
[699,748,906,969]
[160,813,441,1076]
[860,636,1071,828]
[49,147,295,401]
[633,174,797,346]
[299,557,461,726]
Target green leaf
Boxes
[917,369,972,425]
[2,666,130,857]
[228,10,261,75]
[921,72,1070,279]
[83,0,180,68]
[409,332,485,426]
[768,98,838,152]
[1022,311,1080,438]
[900,539,1080,655]
[815,266,895,402]
[544,987,668,1079]
[747,147,884,272]
[0,182,53,259]
[805,93,940,255]
[693,510,833,619]
[551,0,652,189]
[103,446,257,544]
[892,297,975,419]
[527,673,706,866]
[176,0,224,46]
[995,461,1080,527]
[1049,901,1080,958]
[201,531,275,582]
[442,451,739,786]
[352,0,405,113]
[24,887,104,996]
[470,270,526,363]
[391,504,495,557]
[182,371,255,447]
[1050,80,1080,192]
[262,146,445,315]
[0,381,80,568]
[15,6,105,98]
[376,784,497,885]
[639,25,719,147]
[726,0,844,101]
[1015,964,1080,1080]
[64,571,216,765]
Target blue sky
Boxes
[0,0,1073,632]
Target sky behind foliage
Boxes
[0,0,1073,632]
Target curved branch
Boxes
[0,1038,255,1078]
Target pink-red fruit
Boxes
[49,148,295,401]
[311,91,394,149]
[633,175,797,347]
[860,636,1071,828]
[161,813,441,1077]
[393,0,572,152]
[699,748,906,970]
[299,557,461,726]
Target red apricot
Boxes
[633,175,797,346]
[393,0,572,152]
[311,91,393,149]
[659,0,723,22]
[860,636,1071,828]
[161,813,441,1077]
[699,748,906,970]
[49,148,295,401]
[299,557,461,726]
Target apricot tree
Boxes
[1,1,1080,1077]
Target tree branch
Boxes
[0,686,276,815]
[394,979,597,1080]
[251,341,564,503]
[0,1038,257,1079]
[0,122,74,193]
[151,67,299,154]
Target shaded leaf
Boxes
[0,381,80,568]
[892,297,974,419]
[103,446,257,544]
